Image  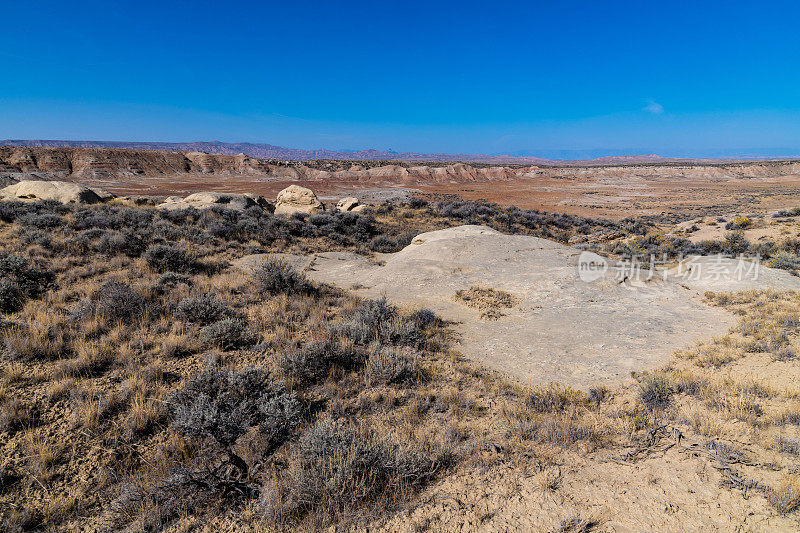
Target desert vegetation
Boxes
[1,197,799,530]
[454,286,519,320]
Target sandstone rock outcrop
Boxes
[274,185,324,215]
[336,197,360,212]
[0,180,113,204]
[158,191,273,212]
[233,226,748,389]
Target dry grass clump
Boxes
[262,418,441,528]
[505,384,599,449]
[0,397,34,432]
[556,513,600,533]
[2,317,71,362]
[769,474,800,514]
[454,286,519,319]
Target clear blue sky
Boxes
[2,0,800,157]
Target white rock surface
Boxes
[667,255,800,292]
[336,197,360,212]
[234,226,768,388]
[157,191,272,212]
[0,180,113,204]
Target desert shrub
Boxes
[780,236,800,255]
[144,244,196,273]
[587,386,609,405]
[155,271,193,289]
[408,197,428,209]
[149,219,192,242]
[0,201,28,223]
[454,286,518,320]
[525,384,584,412]
[20,212,63,229]
[333,298,423,347]
[769,476,800,514]
[175,294,230,325]
[17,228,53,248]
[0,254,54,300]
[0,279,24,314]
[265,419,436,525]
[557,514,600,533]
[751,240,778,259]
[171,368,301,474]
[253,259,313,296]
[309,213,336,227]
[726,215,753,230]
[116,370,300,528]
[409,308,440,329]
[639,373,673,410]
[365,346,420,385]
[277,339,361,385]
[369,232,416,253]
[768,251,800,272]
[774,207,800,218]
[775,345,797,361]
[97,230,145,257]
[200,318,255,350]
[723,230,750,255]
[369,235,400,253]
[92,281,150,322]
[775,435,800,456]
[332,297,426,347]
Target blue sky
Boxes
[2,0,800,157]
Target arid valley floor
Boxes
[2,147,800,531]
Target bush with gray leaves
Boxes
[174,294,230,325]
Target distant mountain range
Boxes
[2,140,797,164]
[0,139,675,165]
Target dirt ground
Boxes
[81,171,800,221]
[417,173,800,220]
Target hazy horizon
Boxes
[3,138,800,161]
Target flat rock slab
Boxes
[234,226,797,389]
[667,255,800,292]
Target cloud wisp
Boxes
[644,99,664,115]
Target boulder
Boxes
[351,204,368,214]
[0,180,113,204]
[157,191,274,212]
[274,185,325,215]
[114,195,160,207]
[88,186,116,202]
[336,197,360,212]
